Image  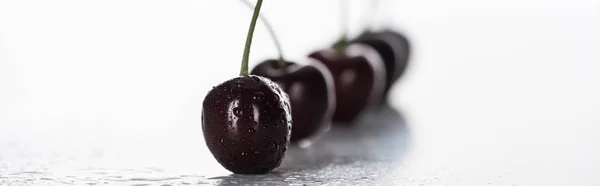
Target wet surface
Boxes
[0,105,410,185]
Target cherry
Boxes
[202,75,291,174]
[251,60,335,142]
[201,0,290,174]
[308,43,386,123]
[352,30,411,105]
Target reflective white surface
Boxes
[1,0,599,185]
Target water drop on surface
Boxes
[252,121,258,126]
[220,139,225,144]
[241,152,247,156]
[233,107,243,117]
[248,128,256,134]
[231,141,237,145]
[254,150,260,154]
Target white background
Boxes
[1,0,600,185]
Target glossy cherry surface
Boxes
[353,30,411,104]
[251,60,335,141]
[309,44,385,123]
[202,75,291,174]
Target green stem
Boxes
[239,0,286,68]
[240,0,263,76]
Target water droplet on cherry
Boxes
[253,92,265,100]
[235,81,244,88]
[233,107,243,117]
[270,143,278,153]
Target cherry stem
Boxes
[240,0,263,76]
[239,0,286,68]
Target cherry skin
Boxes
[309,44,386,123]
[251,60,335,142]
[352,30,411,105]
[202,75,292,174]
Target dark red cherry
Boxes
[352,30,411,105]
[251,60,335,142]
[202,75,292,174]
[309,44,386,123]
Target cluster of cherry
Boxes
[201,0,410,174]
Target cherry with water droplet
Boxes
[201,0,290,174]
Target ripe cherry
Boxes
[201,0,290,174]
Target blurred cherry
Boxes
[309,43,386,123]
[352,30,411,105]
[251,60,335,142]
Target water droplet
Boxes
[253,92,265,100]
[212,134,217,139]
[248,128,256,134]
[241,138,246,143]
[233,107,243,117]
[220,139,225,144]
[254,150,260,154]
[235,81,244,88]
[231,141,237,146]
[252,121,258,126]
[241,152,247,156]
[270,143,278,153]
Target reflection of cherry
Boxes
[201,0,290,174]
[353,30,411,105]
[309,43,386,123]
[251,60,335,141]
